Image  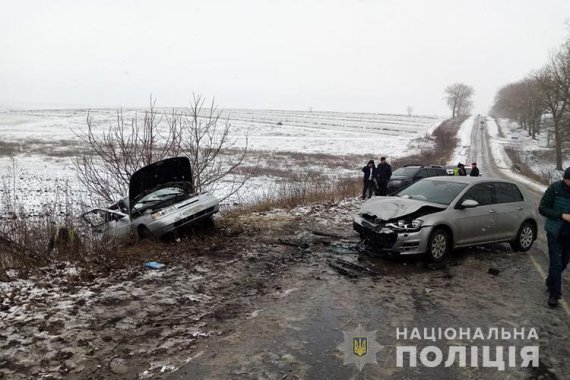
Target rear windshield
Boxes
[397,179,467,205]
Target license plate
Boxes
[183,204,203,216]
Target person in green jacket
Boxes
[538,167,570,307]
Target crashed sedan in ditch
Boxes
[353,176,537,262]
[82,157,219,240]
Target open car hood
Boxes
[359,197,445,221]
[129,157,193,213]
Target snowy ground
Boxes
[0,108,443,215]
[485,117,569,193]
[449,115,475,166]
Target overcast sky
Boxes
[1,0,569,115]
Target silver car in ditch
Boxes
[353,176,537,262]
[82,157,219,241]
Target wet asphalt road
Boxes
[167,117,569,380]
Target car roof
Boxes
[425,176,515,185]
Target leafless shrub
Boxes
[74,95,255,206]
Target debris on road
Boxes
[144,261,166,270]
[488,267,502,276]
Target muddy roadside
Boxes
[0,199,362,379]
[2,196,569,379]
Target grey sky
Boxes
[1,0,569,115]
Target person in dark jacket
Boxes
[375,157,392,196]
[361,160,376,200]
[470,162,480,177]
[538,167,570,308]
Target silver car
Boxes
[353,176,537,262]
[82,157,219,241]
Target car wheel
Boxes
[426,228,451,262]
[137,225,154,240]
[510,221,535,252]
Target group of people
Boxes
[361,157,392,199]
[453,162,480,177]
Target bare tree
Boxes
[534,45,570,170]
[75,97,182,204]
[406,106,414,117]
[75,95,254,205]
[491,78,544,139]
[444,83,474,118]
[180,94,255,199]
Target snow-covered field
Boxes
[0,108,443,214]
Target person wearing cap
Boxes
[539,167,570,308]
[361,160,376,200]
[470,162,480,177]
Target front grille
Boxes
[353,222,397,248]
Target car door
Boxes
[453,183,497,246]
[492,182,526,241]
[82,208,131,240]
[414,169,428,182]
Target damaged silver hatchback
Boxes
[353,176,537,262]
[82,157,219,241]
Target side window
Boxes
[494,182,524,203]
[427,169,436,177]
[416,169,428,180]
[462,183,494,206]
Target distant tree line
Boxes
[491,35,570,170]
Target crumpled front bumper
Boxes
[353,215,432,255]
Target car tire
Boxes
[510,221,535,252]
[137,225,154,240]
[426,228,451,262]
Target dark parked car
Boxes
[353,176,537,262]
[386,165,447,194]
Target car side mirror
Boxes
[460,199,479,209]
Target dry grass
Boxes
[227,176,360,215]
[0,138,86,158]
[397,116,467,166]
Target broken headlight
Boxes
[387,218,424,232]
[150,206,176,221]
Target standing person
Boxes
[458,163,467,176]
[470,162,480,177]
[375,157,392,196]
[539,167,570,308]
[453,163,462,176]
[361,160,376,200]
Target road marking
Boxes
[527,252,570,316]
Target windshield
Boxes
[396,179,467,205]
[132,187,186,211]
[392,167,419,177]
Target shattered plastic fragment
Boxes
[144,262,165,270]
